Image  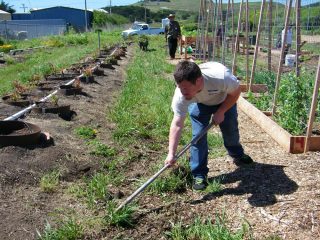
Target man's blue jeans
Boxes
[188,103,244,179]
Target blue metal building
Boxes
[12,6,93,31]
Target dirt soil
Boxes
[1,45,320,240]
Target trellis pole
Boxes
[196,0,203,59]
[268,0,273,72]
[222,0,231,65]
[204,0,210,61]
[217,0,223,59]
[208,1,214,60]
[245,0,249,87]
[304,56,320,153]
[295,0,301,77]
[213,0,219,61]
[211,0,216,60]
[272,0,293,115]
[232,0,244,75]
[249,0,266,91]
[231,0,235,54]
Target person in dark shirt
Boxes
[165,14,181,60]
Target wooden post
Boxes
[272,0,292,115]
[222,0,230,65]
[217,0,223,59]
[213,0,219,61]
[231,0,235,54]
[296,0,301,77]
[204,0,209,61]
[249,0,266,91]
[232,0,244,75]
[196,0,203,59]
[246,0,249,88]
[304,56,320,153]
[212,0,216,59]
[268,0,272,72]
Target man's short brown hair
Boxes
[173,60,202,84]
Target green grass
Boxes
[40,170,61,193]
[0,31,122,95]
[166,214,249,240]
[104,201,136,228]
[74,126,97,139]
[205,178,223,193]
[89,140,117,158]
[37,219,83,240]
[111,35,177,145]
[85,172,121,208]
[147,156,192,194]
[207,132,226,158]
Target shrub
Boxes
[0,44,14,53]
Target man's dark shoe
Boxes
[233,154,253,166]
[193,177,208,191]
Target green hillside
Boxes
[134,0,200,13]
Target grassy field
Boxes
[0,32,122,95]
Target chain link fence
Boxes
[0,19,67,40]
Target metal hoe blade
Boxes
[116,121,215,212]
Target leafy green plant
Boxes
[37,219,83,240]
[104,201,136,228]
[50,95,59,106]
[40,170,61,193]
[75,126,97,139]
[247,91,272,112]
[274,72,311,135]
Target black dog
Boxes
[138,36,149,51]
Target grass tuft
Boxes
[40,170,61,193]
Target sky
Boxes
[7,0,140,13]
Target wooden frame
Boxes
[238,94,320,153]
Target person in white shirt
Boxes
[281,25,293,61]
[165,60,253,190]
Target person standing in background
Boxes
[165,14,181,60]
[281,25,293,62]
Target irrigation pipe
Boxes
[3,47,120,121]
[116,121,215,212]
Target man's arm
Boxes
[212,86,241,125]
[165,114,186,166]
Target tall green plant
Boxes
[275,72,312,135]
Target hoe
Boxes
[116,121,214,211]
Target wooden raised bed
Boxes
[238,95,320,153]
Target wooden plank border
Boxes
[238,96,320,153]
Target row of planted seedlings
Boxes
[0,41,128,147]
[35,36,252,239]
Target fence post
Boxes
[4,20,8,41]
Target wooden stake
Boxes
[296,0,301,77]
[272,0,292,115]
[222,0,230,65]
[231,0,235,54]
[213,0,219,61]
[246,0,249,88]
[249,0,266,91]
[304,56,320,153]
[268,0,273,72]
[232,0,244,75]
